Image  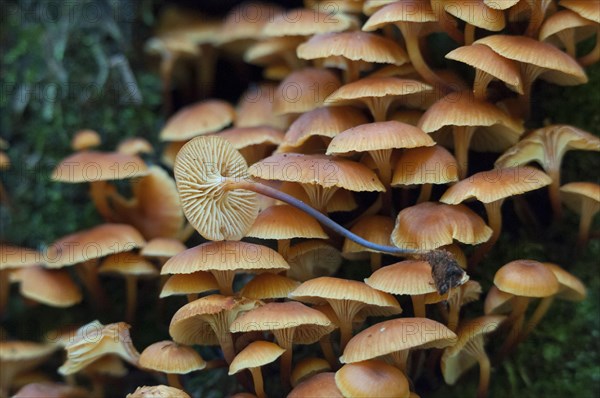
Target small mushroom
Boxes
[139,341,205,390]
[228,341,285,398]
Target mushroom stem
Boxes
[160,54,176,115]
[557,29,577,58]
[578,198,596,247]
[453,125,476,179]
[75,259,107,311]
[366,97,391,122]
[280,345,293,391]
[469,199,504,269]
[89,181,117,221]
[227,180,424,256]
[278,239,291,259]
[370,252,382,272]
[477,353,491,398]
[411,294,426,318]
[319,335,339,369]
[197,43,216,99]
[218,333,237,365]
[547,166,563,221]
[398,23,452,92]
[464,23,476,45]
[249,367,266,398]
[166,373,184,390]
[125,275,138,324]
[212,270,235,296]
[473,70,494,101]
[416,183,433,204]
[0,270,8,317]
[518,296,555,345]
[496,296,530,363]
[343,61,361,83]
[524,1,545,37]
[339,321,354,352]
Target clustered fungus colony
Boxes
[1,1,599,397]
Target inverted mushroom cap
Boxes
[335,360,409,398]
[174,136,258,241]
[59,321,140,375]
[441,315,506,385]
[494,259,560,298]
[126,385,191,398]
[46,224,145,268]
[440,166,552,204]
[139,341,205,374]
[392,202,492,251]
[249,153,385,192]
[159,100,235,142]
[51,152,148,183]
[297,31,408,65]
[340,318,456,363]
[246,204,328,240]
[228,341,285,375]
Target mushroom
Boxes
[277,106,368,154]
[289,277,402,350]
[291,357,332,387]
[160,241,289,296]
[297,31,408,82]
[117,137,154,156]
[230,301,334,389]
[98,252,158,323]
[445,44,523,100]
[139,341,205,390]
[324,77,433,122]
[441,315,506,398]
[126,385,190,398]
[16,266,82,309]
[58,321,140,375]
[442,0,505,45]
[217,126,284,165]
[539,9,596,58]
[45,224,146,310]
[169,295,259,364]
[340,318,456,373]
[272,68,341,115]
[418,91,525,179]
[474,35,587,118]
[173,135,442,257]
[245,204,328,258]
[560,182,600,246]
[228,341,285,398]
[160,272,219,302]
[71,129,101,151]
[239,273,300,302]
[0,341,58,397]
[244,36,306,71]
[492,260,559,362]
[235,84,290,130]
[440,167,552,267]
[365,260,438,318]
[343,215,395,271]
[363,0,451,91]
[261,8,356,38]
[560,0,600,66]
[0,244,41,316]
[288,372,342,398]
[335,359,410,398]
[287,240,342,282]
[391,145,459,203]
[495,124,600,219]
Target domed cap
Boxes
[139,341,205,374]
[494,260,560,298]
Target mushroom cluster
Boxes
[1,1,598,397]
